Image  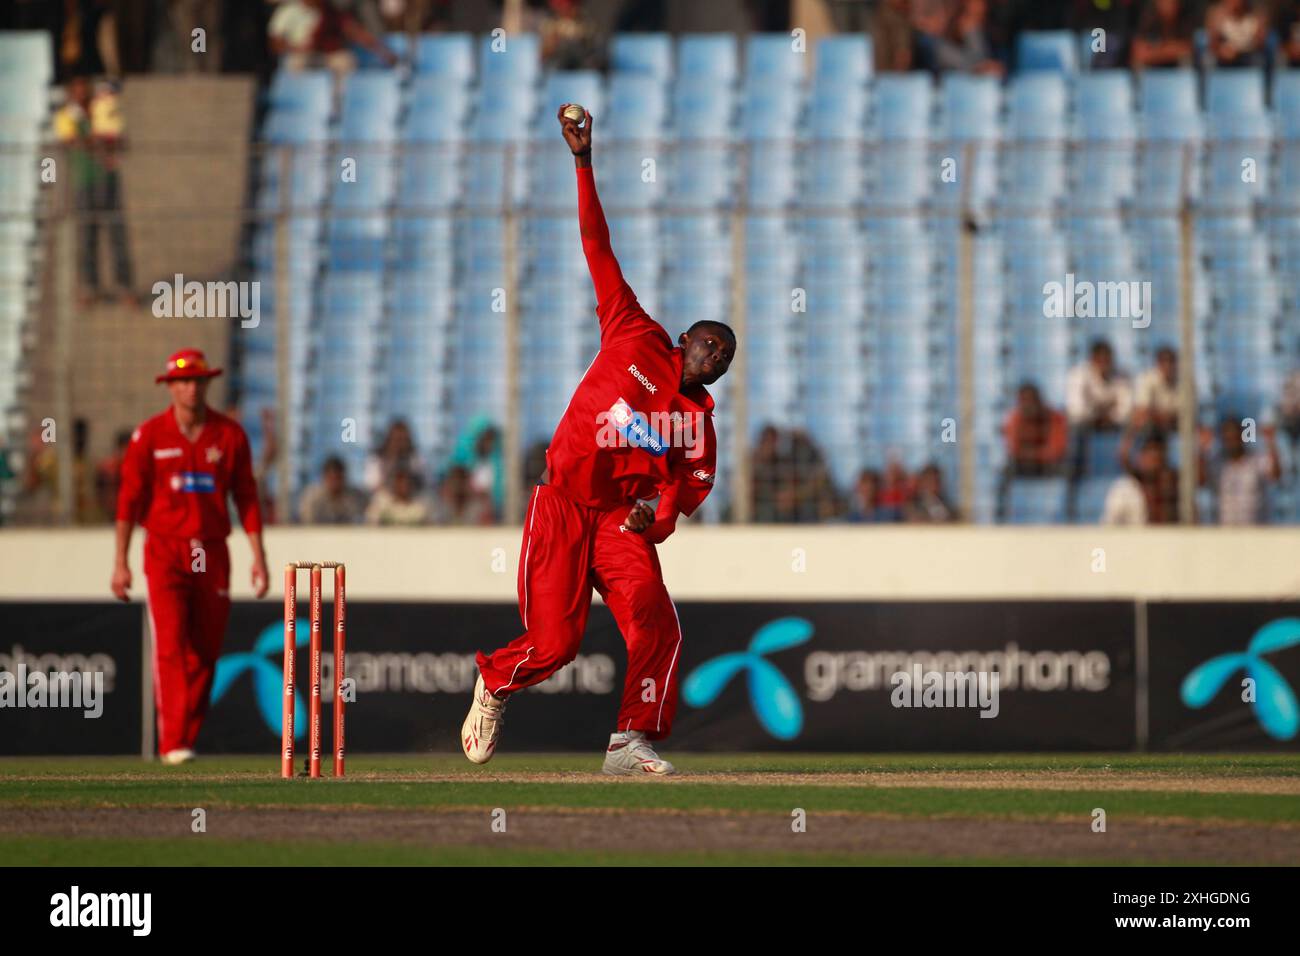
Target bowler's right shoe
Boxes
[602,731,675,776]
[461,674,507,764]
[160,748,195,766]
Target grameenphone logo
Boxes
[211,620,310,737]
[1181,618,1300,741]
[682,617,813,740]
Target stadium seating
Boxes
[0,31,52,506]
[235,33,1300,524]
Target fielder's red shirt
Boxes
[117,407,263,540]
[543,165,718,537]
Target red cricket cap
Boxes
[155,348,223,383]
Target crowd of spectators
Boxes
[831,0,1300,74]
[12,1,1300,85]
[751,424,958,523]
[997,338,1290,525]
[295,418,501,526]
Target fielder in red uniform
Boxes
[111,349,269,764]
[462,106,737,775]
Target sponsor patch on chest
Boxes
[169,472,217,493]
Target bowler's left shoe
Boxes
[602,731,675,776]
[160,748,196,765]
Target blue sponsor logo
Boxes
[682,617,813,740]
[177,471,216,493]
[1181,618,1300,740]
[211,620,310,737]
[611,398,668,457]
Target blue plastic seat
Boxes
[1006,477,1068,523]
[611,33,673,78]
[815,35,873,86]
[354,33,406,69]
[415,33,475,81]
[1016,31,1080,73]
[1140,69,1199,120]
[267,70,332,117]
[745,33,806,89]
[0,31,54,87]
[677,34,739,84]
[479,32,539,85]
[337,72,401,142]
[1207,68,1266,116]
[875,74,933,138]
[1276,70,1300,137]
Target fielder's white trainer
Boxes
[602,731,675,776]
[461,674,507,764]
[160,748,195,765]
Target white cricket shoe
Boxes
[602,731,675,776]
[461,674,507,764]
[160,748,195,765]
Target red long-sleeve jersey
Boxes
[543,165,718,542]
[117,407,263,540]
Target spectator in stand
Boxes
[298,455,367,524]
[1206,0,1269,66]
[878,459,913,514]
[847,468,898,523]
[94,428,132,522]
[793,430,841,521]
[1070,0,1140,67]
[1201,418,1281,525]
[826,0,873,31]
[365,466,434,526]
[268,0,399,75]
[1132,346,1179,434]
[929,0,1005,76]
[1131,0,1196,68]
[1004,383,1069,475]
[449,416,503,522]
[1103,433,1179,524]
[20,421,58,522]
[1067,340,1132,432]
[1278,362,1300,475]
[912,0,959,35]
[365,419,428,496]
[435,465,496,525]
[254,406,279,524]
[1067,339,1132,479]
[873,0,916,71]
[511,0,605,71]
[751,426,838,522]
[55,76,136,307]
[1280,0,1300,64]
[906,463,957,522]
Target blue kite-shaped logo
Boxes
[211,620,311,738]
[682,617,813,739]
[1180,618,1300,740]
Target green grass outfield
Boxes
[2,753,1297,866]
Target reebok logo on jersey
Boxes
[627,364,658,394]
[692,470,714,484]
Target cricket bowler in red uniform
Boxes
[462,106,737,775]
[111,349,269,764]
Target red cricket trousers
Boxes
[476,483,684,740]
[143,533,231,754]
